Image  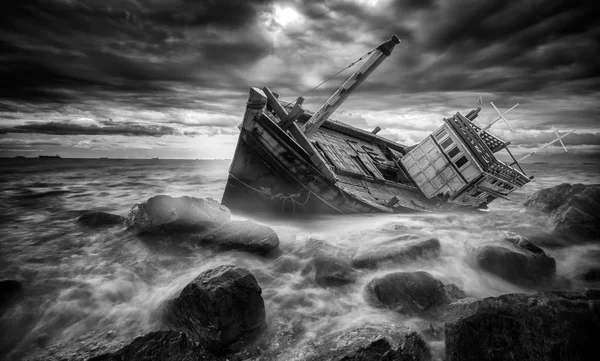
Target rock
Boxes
[88,330,212,361]
[271,255,304,274]
[191,220,279,254]
[524,183,587,213]
[525,183,600,241]
[443,283,467,300]
[127,195,230,235]
[0,279,22,313]
[293,324,430,361]
[352,238,441,269]
[313,256,358,287]
[473,234,556,287]
[577,267,600,282]
[365,271,465,317]
[303,238,351,257]
[77,212,126,227]
[445,290,600,361]
[163,265,266,355]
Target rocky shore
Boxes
[3,184,599,360]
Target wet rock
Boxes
[524,183,587,213]
[577,267,600,282]
[271,255,304,274]
[77,212,125,228]
[0,279,22,313]
[293,324,430,361]
[88,330,212,361]
[525,183,600,242]
[163,265,266,355]
[191,220,279,255]
[352,238,441,269]
[313,256,358,287]
[365,271,465,317]
[443,283,467,300]
[236,316,307,360]
[473,234,556,287]
[304,237,350,256]
[445,290,600,361]
[301,238,355,263]
[127,195,230,235]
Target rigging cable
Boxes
[283,47,377,107]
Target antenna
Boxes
[478,102,519,135]
[516,127,576,163]
[551,125,568,152]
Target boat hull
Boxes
[222,112,388,214]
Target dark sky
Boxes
[0,0,598,160]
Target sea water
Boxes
[0,159,599,360]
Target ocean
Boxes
[0,158,599,360]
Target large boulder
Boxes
[163,265,266,355]
[88,330,212,361]
[524,183,600,241]
[77,211,126,228]
[445,290,600,361]
[365,271,465,317]
[524,183,587,213]
[191,220,279,254]
[352,238,441,269]
[127,196,230,235]
[473,234,556,287]
[291,324,430,361]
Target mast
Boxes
[302,35,401,136]
[514,127,576,164]
[478,102,519,135]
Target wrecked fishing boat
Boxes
[221,35,536,214]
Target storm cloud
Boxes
[0,0,598,158]
[1,121,195,137]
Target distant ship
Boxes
[38,155,61,158]
[150,157,159,160]
[100,157,108,159]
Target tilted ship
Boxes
[221,35,572,214]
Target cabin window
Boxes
[455,156,468,168]
[435,129,447,140]
[447,147,460,159]
[441,137,453,149]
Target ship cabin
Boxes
[400,110,532,209]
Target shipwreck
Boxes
[221,35,567,214]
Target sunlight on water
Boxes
[0,159,598,360]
